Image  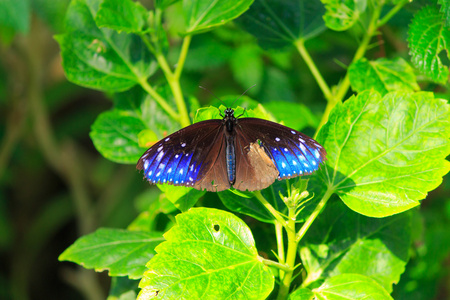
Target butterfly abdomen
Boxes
[225,134,236,184]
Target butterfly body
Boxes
[137,108,326,192]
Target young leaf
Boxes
[439,0,450,26]
[408,5,450,84]
[349,57,419,95]
[291,274,392,300]
[263,101,319,131]
[138,208,274,299]
[300,200,411,292]
[322,0,366,31]
[157,185,206,212]
[59,228,164,279]
[90,110,148,164]
[95,0,148,33]
[316,90,450,217]
[236,0,326,50]
[56,0,157,92]
[183,0,253,34]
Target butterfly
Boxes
[137,106,326,192]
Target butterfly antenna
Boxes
[231,84,256,107]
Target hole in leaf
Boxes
[213,224,220,232]
[438,50,450,67]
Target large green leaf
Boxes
[316,90,450,217]
[95,0,148,33]
[56,0,157,92]
[59,228,164,279]
[291,274,392,300]
[183,0,253,34]
[300,200,411,292]
[408,5,450,84]
[90,110,148,164]
[236,0,326,50]
[157,185,206,212]
[138,208,274,299]
[349,57,419,95]
[321,0,366,31]
[439,0,450,26]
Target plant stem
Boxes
[315,4,383,137]
[276,203,298,300]
[294,39,332,101]
[378,0,409,27]
[253,191,287,226]
[174,35,192,80]
[275,222,286,278]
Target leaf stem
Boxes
[138,77,179,120]
[315,3,383,137]
[253,191,287,226]
[275,222,286,278]
[294,39,332,101]
[174,35,192,80]
[378,0,409,27]
[296,187,334,242]
[261,258,292,272]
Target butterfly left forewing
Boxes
[137,119,227,188]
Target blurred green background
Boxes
[0,0,449,299]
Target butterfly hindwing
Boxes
[137,119,225,188]
[235,118,327,179]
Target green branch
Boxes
[254,191,287,226]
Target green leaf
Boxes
[155,0,180,10]
[90,110,148,164]
[408,5,450,84]
[56,0,157,92]
[0,0,30,33]
[32,0,70,32]
[300,200,411,292]
[263,101,319,131]
[237,0,326,50]
[303,274,392,300]
[322,0,366,31]
[316,90,450,217]
[138,208,274,299]
[157,185,206,212]
[349,57,420,95]
[230,44,263,92]
[95,0,148,33]
[59,228,164,279]
[108,277,139,300]
[183,0,253,34]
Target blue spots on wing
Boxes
[266,136,325,179]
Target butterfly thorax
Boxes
[223,108,237,133]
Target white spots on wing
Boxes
[158,163,165,169]
[281,162,286,168]
[293,170,297,174]
[175,154,179,159]
[303,163,308,167]
[190,165,194,172]
[168,167,172,173]
[299,170,303,174]
[291,130,296,134]
[163,179,166,183]
[157,146,163,152]
[312,161,317,166]
[299,155,306,161]
[156,171,161,177]
[185,153,189,157]
[144,160,149,169]
[175,181,179,184]
[299,143,307,152]
[273,148,278,152]
[288,173,291,176]
[189,177,193,182]
[156,151,164,162]
[179,169,184,175]
[148,170,153,176]
[181,142,186,147]
[142,153,148,158]
[299,137,305,143]
[284,148,288,152]
[292,160,297,166]
[314,149,320,159]
[165,137,170,141]
[275,137,280,142]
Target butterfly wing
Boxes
[137,119,230,191]
[235,118,327,181]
